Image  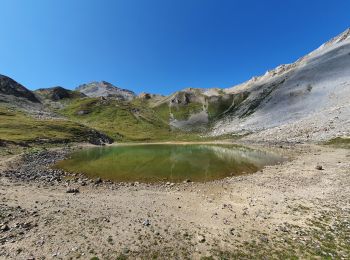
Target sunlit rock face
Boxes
[211,28,350,142]
[76,81,136,101]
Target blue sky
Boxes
[0,0,349,95]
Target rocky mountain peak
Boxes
[76,81,136,100]
[0,74,40,103]
[35,86,86,101]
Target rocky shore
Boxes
[2,149,68,183]
[0,143,349,259]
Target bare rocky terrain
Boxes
[213,29,350,143]
[0,143,349,259]
[76,81,136,101]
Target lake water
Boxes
[55,144,285,183]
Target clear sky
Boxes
[1,0,349,95]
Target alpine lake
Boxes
[55,144,286,183]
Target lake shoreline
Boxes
[0,142,349,259]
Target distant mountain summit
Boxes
[0,74,39,103]
[76,81,136,100]
[35,86,85,101]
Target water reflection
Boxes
[55,144,285,183]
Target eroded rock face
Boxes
[0,74,40,103]
[138,92,152,100]
[169,89,205,106]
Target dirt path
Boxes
[0,144,349,259]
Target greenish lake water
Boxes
[55,144,285,183]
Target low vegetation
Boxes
[59,98,173,141]
[0,107,101,144]
[325,137,350,148]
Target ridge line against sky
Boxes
[1,0,350,95]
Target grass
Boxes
[207,95,234,119]
[170,102,203,120]
[204,207,350,259]
[0,106,101,144]
[0,98,240,145]
[59,97,203,141]
[151,102,171,123]
[59,97,245,142]
[0,92,248,145]
[153,101,204,121]
[325,137,350,148]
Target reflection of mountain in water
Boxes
[196,145,284,167]
[168,146,211,175]
[57,144,286,182]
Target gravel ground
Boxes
[0,143,349,259]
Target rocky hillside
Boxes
[35,86,85,101]
[210,28,350,142]
[0,74,39,103]
[0,78,114,145]
[152,88,241,131]
[76,81,136,101]
[1,28,349,143]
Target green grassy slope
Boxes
[59,98,175,141]
[0,107,102,144]
[0,90,246,145]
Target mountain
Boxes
[210,28,350,142]
[35,86,86,101]
[0,74,40,103]
[151,87,249,131]
[0,28,349,143]
[76,81,136,100]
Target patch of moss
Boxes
[325,137,350,148]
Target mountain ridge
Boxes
[76,81,136,100]
[0,74,40,103]
[0,28,349,143]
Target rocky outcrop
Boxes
[138,92,152,100]
[0,74,40,103]
[76,81,136,100]
[86,129,113,145]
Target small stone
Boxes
[66,187,79,193]
[0,224,9,232]
[279,226,289,232]
[260,235,269,243]
[315,165,323,170]
[142,219,151,226]
[95,178,102,184]
[197,235,205,243]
